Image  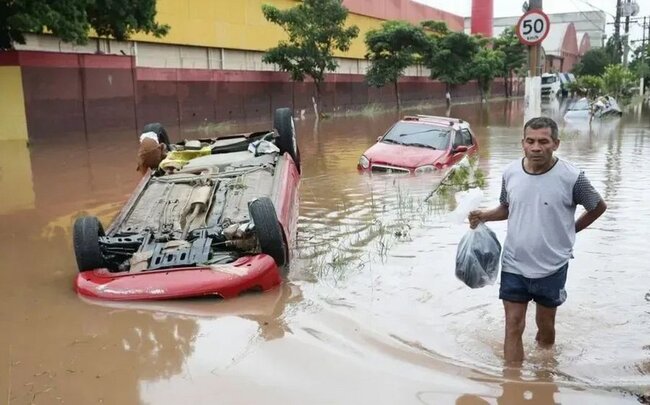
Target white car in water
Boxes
[564,96,623,120]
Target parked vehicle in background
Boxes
[559,72,576,98]
[564,96,623,120]
[564,96,623,121]
[72,108,301,301]
[541,72,562,98]
[357,115,478,174]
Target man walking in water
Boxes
[468,117,607,364]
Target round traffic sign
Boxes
[516,9,550,46]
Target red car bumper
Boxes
[75,254,281,300]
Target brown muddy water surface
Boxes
[1,99,649,404]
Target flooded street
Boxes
[1,99,649,404]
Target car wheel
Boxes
[248,197,287,268]
[73,216,107,272]
[273,108,301,173]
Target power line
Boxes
[569,0,607,33]
[574,0,615,18]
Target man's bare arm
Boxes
[575,200,607,233]
[468,204,509,229]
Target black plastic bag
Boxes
[455,223,502,288]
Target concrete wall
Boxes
[9,52,136,139]
[5,50,521,141]
[0,64,28,141]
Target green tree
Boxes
[421,26,480,98]
[420,20,450,38]
[572,47,617,77]
[493,27,526,98]
[0,0,169,51]
[601,64,636,99]
[629,43,649,93]
[575,75,604,99]
[88,0,169,41]
[262,0,359,117]
[470,46,505,101]
[364,21,428,109]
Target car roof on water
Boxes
[401,115,470,131]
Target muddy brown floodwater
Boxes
[1,98,649,404]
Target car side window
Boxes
[461,129,473,146]
[453,131,463,149]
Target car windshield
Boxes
[381,122,451,150]
[542,76,556,84]
[569,99,590,111]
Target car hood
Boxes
[364,142,446,168]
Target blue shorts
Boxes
[499,263,568,308]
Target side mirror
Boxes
[377,136,382,142]
[453,145,468,154]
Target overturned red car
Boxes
[357,115,478,174]
[72,108,300,300]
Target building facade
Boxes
[0,0,509,142]
[464,10,605,73]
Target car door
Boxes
[461,128,478,156]
[449,129,474,165]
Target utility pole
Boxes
[623,0,631,66]
[639,17,650,95]
[615,0,622,62]
[528,0,543,77]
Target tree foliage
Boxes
[364,21,428,109]
[0,0,169,50]
[421,24,480,91]
[601,64,636,99]
[572,46,618,77]
[88,0,169,41]
[574,75,604,99]
[630,43,649,91]
[470,47,505,100]
[493,27,526,97]
[262,0,359,115]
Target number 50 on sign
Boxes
[516,10,550,46]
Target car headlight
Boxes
[358,155,370,169]
[414,165,436,174]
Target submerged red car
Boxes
[72,108,300,300]
[357,115,478,174]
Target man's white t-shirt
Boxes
[499,157,602,278]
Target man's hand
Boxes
[468,210,483,229]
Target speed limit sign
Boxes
[516,9,550,45]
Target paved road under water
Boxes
[1,98,648,404]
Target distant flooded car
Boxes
[72,108,301,300]
[357,115,478,174]
[564,96,623,120]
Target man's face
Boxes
[522,126,559,167]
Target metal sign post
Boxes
[516,8,550,76]
[517,3,549,121]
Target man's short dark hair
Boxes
[523,116,559,140]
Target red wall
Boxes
[560,23,579,72]
[579,34,591,56]
[8,51,521,141]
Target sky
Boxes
[415,0,649,45]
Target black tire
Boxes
[73,216,107,272]
[248,197,287,267]
[273,108,301,173]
